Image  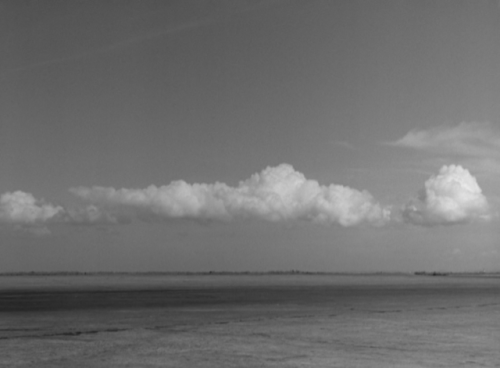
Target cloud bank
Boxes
[402,165,490,226]
[71,164,390,227]
[2,163,492,233]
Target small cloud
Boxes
[62,205,127,226]
[0,191,63,225]
[402,165,491,226]
[387,122,500,176]
[389,122,500,156]
[0,191,125,235]
[71,164,390,227]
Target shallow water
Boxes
[0,274,499,367]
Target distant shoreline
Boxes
[0,271,499,277]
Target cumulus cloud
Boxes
[3,163,492,232]
[71,164,390,227]
[402,165,490,226]
[0,191,124,235]
[0,191,63,225]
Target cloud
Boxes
[402,165,491,226]
[2,163,492,233]
[3,1,281,78]
[0,191,63,225]
[71,164,390,227]
[62,205,127,226]
[389,122,500,174]
[391,122,500,156]
[0,191,124,235]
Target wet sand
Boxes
[0,274,499,367]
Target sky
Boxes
[1,0,500,272]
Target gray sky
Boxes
[1,0,500,272]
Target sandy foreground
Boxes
[0,274,499,367]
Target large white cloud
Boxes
[0,191,63,225]
[3,164,491,232]
[71,164,390,227]
[402,165,490,226]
